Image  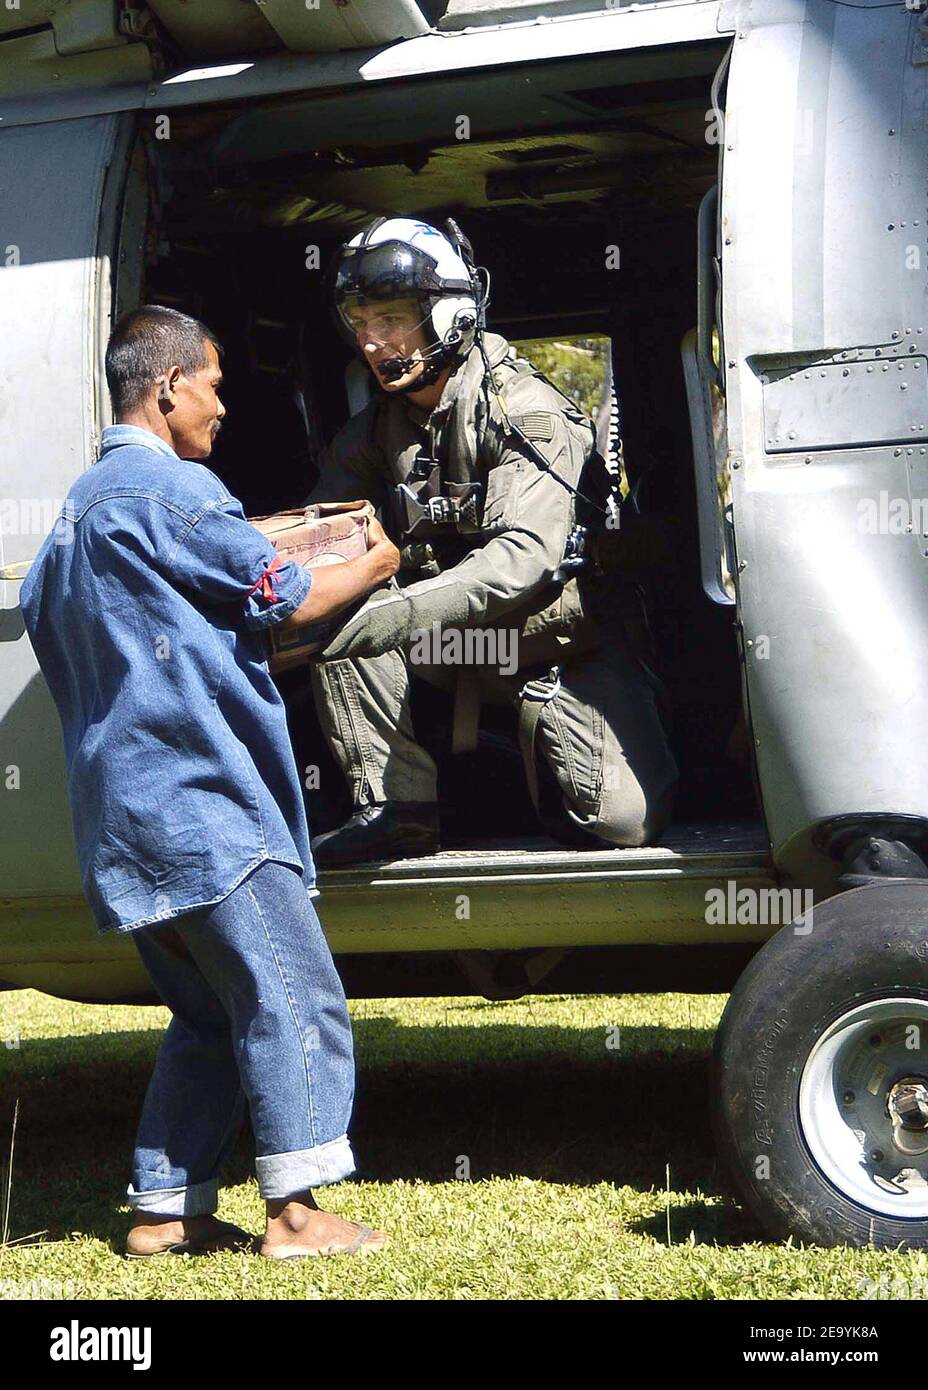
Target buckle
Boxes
[426,496,457,524]
[519,666,562,702]
[409,451,439,481]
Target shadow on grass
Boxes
[629,1202,762,1246]
[0,1016,755,1250]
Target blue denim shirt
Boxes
[19,424,317,934]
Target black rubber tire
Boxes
[712,880,928,1248]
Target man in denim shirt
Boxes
[19,306,397,1258]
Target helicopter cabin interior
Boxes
[128,35,763,867]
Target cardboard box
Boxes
[247,500,374,672]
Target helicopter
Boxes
[3,0,928,1248]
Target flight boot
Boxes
[311,801,440,868]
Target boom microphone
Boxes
[379,356,418,382]
[378,339,453,382]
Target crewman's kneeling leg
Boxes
[528,646,678,848]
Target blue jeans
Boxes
[125,859,356,1216]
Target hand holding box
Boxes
[248,500,375,671]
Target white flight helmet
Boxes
[329,216,484,384]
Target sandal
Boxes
[262,1222,387,1259]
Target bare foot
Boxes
[126,1213,254,1256]
[261,1192,389,1258]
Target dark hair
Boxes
[105,305,221,415]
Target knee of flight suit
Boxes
[543,723,679,847]
[582,793,649,848]
[588,760,679,847]
[530,661,677,848]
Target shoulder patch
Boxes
[513,411,556,442]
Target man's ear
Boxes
[156,366,182,408]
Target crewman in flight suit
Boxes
[305,216,678,866]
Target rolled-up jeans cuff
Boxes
[255,1134,356,1199]
[125,1178,218,1217]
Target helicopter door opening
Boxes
[117,38,761,845]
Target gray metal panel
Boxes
[146,0,430,52]
[763,356,928,453]
[258,0,430,48]
[722,0,920,355]
[0,114,130,897]
[0,0,134,47]
[0,27,154,100]
[1,0,429,55]
[721,0,928,880]
[439,0,690,23]
[143,0,280,54]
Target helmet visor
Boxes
[342,300,431,348]
[330,238,471,342]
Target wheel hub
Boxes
[886,1077,928,1157]
[799,999,928,1218]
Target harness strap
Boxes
[452,672,482,755]
[516,665,562,810]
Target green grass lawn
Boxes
[1,987,926,1300]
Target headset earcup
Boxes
[431,296,478,351]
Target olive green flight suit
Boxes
[304,333,678,846]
